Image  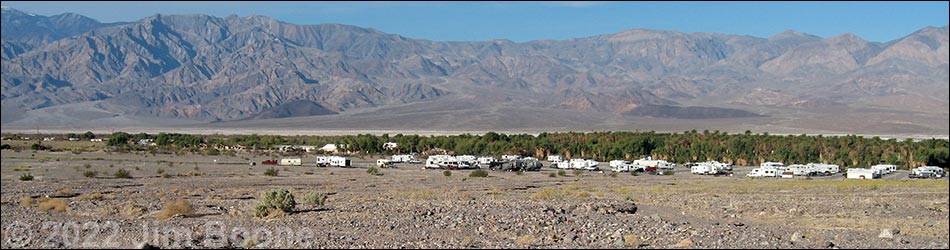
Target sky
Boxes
[2,1,947,43]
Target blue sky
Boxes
[2,1,947,43]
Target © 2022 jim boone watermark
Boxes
[4,220,318,248]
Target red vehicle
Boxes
[262,160,278,165]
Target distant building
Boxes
[43,137,56,142]
[90,138,103,142]
[383,142,398,150]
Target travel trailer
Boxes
[633,157,675,170]
[609,160,634,172]
[392,154,421,163]
[567,158,599,171]
[910,166,945,179]
[425,155,473,169]
[316,156,351,167]
[747,167,780,178]
[279,158,302,166]
[691,162,719,175]
[377,159,395,168]
[457,155,478,167]
[502,155,522,161]
[871,164,897,175]
[847,168,879,179]
[547,155,563,163]
[477,156,498,168]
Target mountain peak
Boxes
[769,29,821,41]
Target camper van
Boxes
[316,156,351,167]
[847,168,879,179]
[279,158,302,166]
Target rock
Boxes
[673,238,695,248]
[825,241,836,248]
[790,231,804,242]
[623,235,639,247]
[137,242,160,249]
[899,239,910,244]
[878,229,894,239]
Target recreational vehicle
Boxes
[279,158,302,166]
[847,168,879,179]
[502,155,521,161]
[871,164,897,175]
[316,156,351,167]
[747,167,780,178]
[547,155,563,163]
[569,158,599,171]
[425,155,473,169]
[377,159,395,168]
[809,163,840,176]
[392,154,421,163]
[457,155,478,167]
[609,160,634,172]
[633,157,675,170]
[910,166,945,179]
[477,156,498,168]
[691,162,719,175]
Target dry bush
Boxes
[623,234,639,247]
[38,198,68,212]
[515,234,535,246]
[20,196,33,207]
[54,188,74,196]
[156,198,194,220]
[123,205,147,217]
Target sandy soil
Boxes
[2,149,948,249]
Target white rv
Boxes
[457,155,478,167]
[910,166,945,179]
[279,158,302,166]
[691,162,719,175]
[747,167,780,178]
[547,155,563,163]
[377,159,395,168]
[425,155,472,169]
[609,160,633,172]
[787,164,813,176]
[502,155,521,161]
[871,164,897,175]
[633,157,675,170]
[568,158,599,171]
[761,162,786,170]
[316,156,351,167]
[847,168,879,179]
[809,163,840,176]
[477,156,497,168]
[392,154,420,163]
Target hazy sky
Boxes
[2,1,947,43]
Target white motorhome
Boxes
[568,158,599,171]
[316,156,351,167]
[377,159,395,168]
[761,162,785,170]
[502,155,521,161]
[871,164,897,175]
[691,162,719,175]
[392,154,417,163]
[809,163,840,176]
[609,160,633,172]
[633,157,675,170]
[279,158,302,166]
[786,164,813,176]
[425,155,472,169]
[547,155,563,163]
[910,166,945,179]
[847,168,879,179]
[709,161,733,172]
[457,155,478,167]
[477,156,497,168]
[747,167,780,178]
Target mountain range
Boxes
[2,7,947,135]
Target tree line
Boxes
[95,130,949,169]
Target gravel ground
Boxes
[2,150,948,249]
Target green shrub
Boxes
[367,167,383,176]
[557,170,567,177]
[661,170,675,176]
[114,169,132,179]
[443,170,452,177]
[83,163,91,169]
[631,171,639,176]
[254,188,296,218]
[515,170,525,176]
[300,192,327,207]
[572,169,584,177]
[469,169,489,178]
[156,168,165,174]
[549,172,557,178]
[83,170,98,178]
[264,167,279,177]
[19,173,34,181]
[609,172,618,178]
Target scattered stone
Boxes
[790,231,805,242]
[878,229,894,239]
[825,241,836,248]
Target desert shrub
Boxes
[83,163,91,169]
[19,173,34,181]
[54,188,74,196]
[264,167,279,177]
[661,170,675,176]
[83,170,98,178]
[1,144,10,150]
[20,196,33,207]
[114,169,132,179]
[156,168,165,174]
[469,169,489,178]
[515,170,524,176]
[367,167,383,176]
[254,188,296,218]
[515,234,535,246]
[38,198,68,212]
[31,143,50,151]
[300,192,328,207]
[156,198,194,220]
[631,171,639,176]
[443,170,452,177]
[609,172,618,178]
[557,170,567,177]
[13,165,31,171]
[548,172,557,178]
[161,173,171,178]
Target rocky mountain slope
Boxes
[1,8,947,134]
